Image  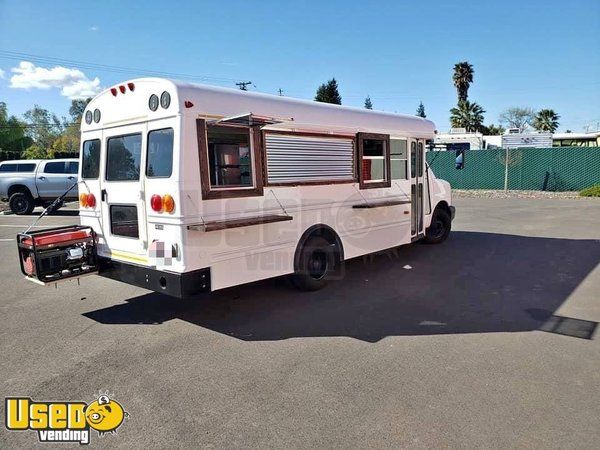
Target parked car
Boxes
[0,159,79,214]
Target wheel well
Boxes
[8,185,32,198]
[294,224,344,271]
[434,200,451,216]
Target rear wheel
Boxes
[424,208,451,244]
[292,236,338,291]
[9,192,35,215]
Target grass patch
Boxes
[580,185,600,197]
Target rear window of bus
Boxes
[106,134,142,181]
[146,128,173,178]
[82,139,101,179]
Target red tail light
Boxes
[119,85,126,94]
[111,87,117,96]
[127,82,135,91]
[150,194,163,212]
[86,193,96,208]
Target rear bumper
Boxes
[449,206,456,221]
[98,257,211,298]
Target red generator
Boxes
[17,226,98,283]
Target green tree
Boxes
[532,109,560,133]
[450,100,485,132]
[315,78,342,105]
[23,105,62,153]
[481,123,505,135]
[23,144,47,159]
[364,95,373,110]
[416,101,426,118]
[452,61,474,103]
[499,107,535,133]
[0,102,32,159]
[69,98,92,122]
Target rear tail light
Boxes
[79,193,96,208]
[150,194,163,212]
[86,193,96,208]
[150,194,175,213]
[162,194,175,213]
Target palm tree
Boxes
[533,109,560,133]
[452,61,474,103]
[450,100,486,132]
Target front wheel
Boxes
[292,236,339,291]
[9,192,35,215]
[423,208,451,244]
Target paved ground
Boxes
[1,198,599,449]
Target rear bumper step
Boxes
[98,258,211,298]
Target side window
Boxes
[106,134,142,181]
[82,139,100,179]
[357,133,391,189]
[208,125,253,187]
[146,128,174,178]
[418,141,424,177]
[67,162,79,174]
[196,119,265,200]
[390,139,408,180]
[44,162,67,174]
[18,163,36,172]
[0,164,17,172]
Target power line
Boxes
[0,50,244,85]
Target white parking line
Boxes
[0,239,14,242]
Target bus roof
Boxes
[83,78,436,138]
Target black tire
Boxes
[9,192,35,215]
[424,208,451,244]
[292,236,338,291]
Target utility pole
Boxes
[236,81,252,91]
[278,88,284,96]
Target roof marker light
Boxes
[119,85,126,94]
[127,82,135,91]
[111,87,117,96]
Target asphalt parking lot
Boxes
[1,197,599,448]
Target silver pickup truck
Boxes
[0,159,79,214]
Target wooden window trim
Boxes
[262,130,358,187]
[196,119,264,200]
[357,132,391,189]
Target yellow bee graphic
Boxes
[85,394,127,434]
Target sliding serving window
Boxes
[197,119,263,199]
[357,132,391,189]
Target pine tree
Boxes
[364,96,373,109]
[416,101,426,118]
[315,78,342,105]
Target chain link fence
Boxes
[427,146,600,191]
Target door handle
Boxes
[67,176,76,180]
[101,189,108,202]
[38,176,46,180]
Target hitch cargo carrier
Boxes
[17,225,98,284]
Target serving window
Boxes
[357,132,391,189]
[196,119,263,199]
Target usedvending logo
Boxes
[5,392,128,445]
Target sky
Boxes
[0,0,599,132]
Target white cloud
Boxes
[89,25,99,32]
[9,61,102,99]
[0,68,4,79]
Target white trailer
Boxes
[20,78,455,298]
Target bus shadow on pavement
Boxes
[84,231,600,342]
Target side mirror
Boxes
[455,150,465,170]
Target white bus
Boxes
[19,78,455,298]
